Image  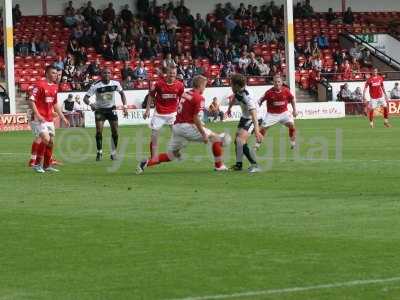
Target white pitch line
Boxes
[167,276,400,300]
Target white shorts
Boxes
[150,112,176,130]
[368,97,387,110]
[261,111,294,128]
[31,121,55,137]
[168,123,212,152]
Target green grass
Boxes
[1,117,400,300]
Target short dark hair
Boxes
[230,73,246,88]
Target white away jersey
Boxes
[232,89,260,119]
[85,80,123,109]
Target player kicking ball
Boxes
[363,68,391,128]
[137,75,230,174]
[143,66,185,160]
[227,74,263,173]
[83,68,128,161]
[29,65,70,173]
[255,75,297,150]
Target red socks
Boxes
[369,110,374,122]
[383,107,389,119]
[31,141,40,159]
[35,142,46,165]
[43,145,53,169]
[289,127,296,139]
[147,153,171,167]
[212,142,223,168]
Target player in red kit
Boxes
[29,65,70,173]
[255,75,297,150]
[137,75,230,174]
[28,67,63,167]
[143,66,185,159]
[363,68,391,128]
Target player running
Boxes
[136,75,230,174]
[363,68,391,128]
[83,68,128,161]
[255,75,297,150]
[227,74,263,173]
[29,65,70,173]
[143,66,185,159]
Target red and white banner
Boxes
[388,100,400,115]
[0,113,31,132]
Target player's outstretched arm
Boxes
[250,109,262,143]
[120,91,128,117]
[227,97,234,117]
[54,102,70,127]
[290,97,298,118]
[83,95,96,111]
[193,115,208,144]
[144,94,153,119]
[29,100,44,123]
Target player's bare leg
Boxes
[368,107,375,128]
[285,122,296,149]
[110,120,119,160]
[95,120,105,161]
[253,127,266,151]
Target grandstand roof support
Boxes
[284,0,296,95]
[3,0,16,114]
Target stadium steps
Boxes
[15,92,29,113]
[296,87,317,102]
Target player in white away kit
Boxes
[227,74,263,173]
[255,75,297,150]
[363,68,391,128]
[137,75,230,174]
[83,68,128,161]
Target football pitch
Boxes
[1,117,400,300]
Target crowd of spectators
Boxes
[56,0,291,90]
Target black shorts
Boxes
[95,107,118,122]
[237,117,262,132]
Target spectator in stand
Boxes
[198,40,213,60]
[193,27,207,46]
[246,52,260,76]
[316,33,329,49]
[137,0,149,19]
[238,51,250,74]
[221,61,236,78]
[166,10,179,31]
[122,75,135,89]
[224,14,237,33]
[390,82,400,99]
[211,74,223,87]
[349,42,363,60]
[63,94,76,112]
[271,51,283,67]
[74,8,85,24]
[257,57,270,76]
[15,38,30,57]
[116,41,130,61]
[38,35,51,56]
[87,58,101,77]
[133,60,147,80]
[158,26,171,53]
[206,97,224,122]
[293,2,304,19]
[303,40,312,57]
[12,4,22,24]
[54,56,65,71]
[352,87,363,102]
[59,76,72,92]
[248,29,259,48]
[163,53,176,69]
[338,83,352,101]
[194,13,205,31]
[121,61,135,80]
[141,40,158,60]
[120,4,133,23]
[83,1,96,22]
[311,54,323,70]
[302,0,315,19]
[102,3,115,23]
[212,44,223,64]
[336,51,347,66]
[343,7,354,25]
[264,26,277,43]
[68,38,79,56]
[342,59,352,80]
[326,8,336,24]
[232,20,246,44]
[28,36,39,56]
[75,46,88,65]
[351,57,361,74]
[311,41,321,57]
[361,49,373,68]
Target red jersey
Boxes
[175,89,204,124]
[262,86,294,114]
[149,79,184,114]
[365,75,384,99]
[30,80,59,122]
